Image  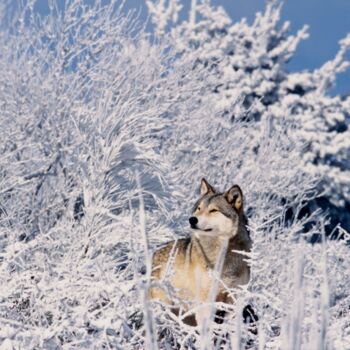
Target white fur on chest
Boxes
[193,265,213,302]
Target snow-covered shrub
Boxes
[0,0,349,349]
[147,0,350,233]
[0,0,210,348]
[0,0,211,239]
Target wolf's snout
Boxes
[189,216,198,228]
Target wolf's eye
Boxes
[209,209,218,213]
[197,207,201,211]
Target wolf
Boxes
[149,178,252,326]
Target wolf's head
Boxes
[189,178,245,238]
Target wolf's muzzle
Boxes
[189,216,198,228]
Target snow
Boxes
[0,0,349,349]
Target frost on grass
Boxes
[0,0,350,349]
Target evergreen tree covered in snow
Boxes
[148,0,350,233]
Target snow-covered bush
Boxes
[148,0,350,233]
[0,0,210,347]
[0,0,349,349]
[0,0,211,238]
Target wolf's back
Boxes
[151,238,191,279]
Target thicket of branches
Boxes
[0,0,349,349]
[148,0,350,234]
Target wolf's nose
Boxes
[189,216,198,227]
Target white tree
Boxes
[148,0,350,233]
[0,0,211,348]
[0,0,349,349]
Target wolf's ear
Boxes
[225,185,243,212]
[200,178,216,196]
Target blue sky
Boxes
[32,0,350,96]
